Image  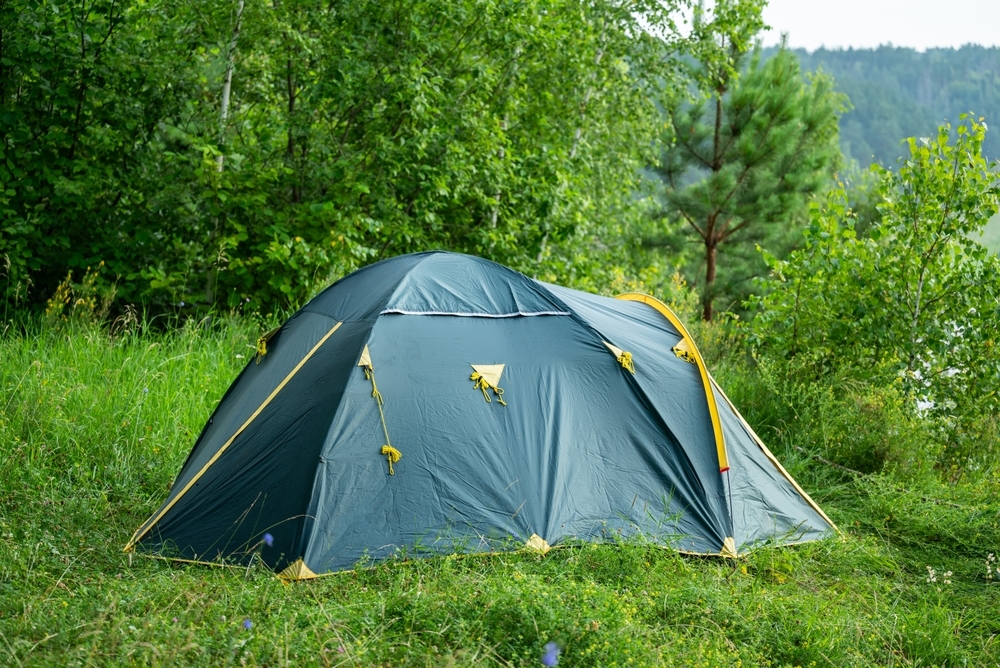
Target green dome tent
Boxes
[125,251,835,579]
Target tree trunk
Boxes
[216,0,245,173]
[286,56,300,203]
[490,117,507,230]
[703,242,717,321]
[207,0,245,305]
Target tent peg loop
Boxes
[381,444,402,475]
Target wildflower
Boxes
[925,566,937,583]
[263,533,274,547]
[542,641,560,667]
[242,618,253,630]
[178,301,185,307]
[338,645,346,654]
[943,571,953,585]
[143,387,149,394]
[172,617,178,623]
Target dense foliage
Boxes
[1,0,688,312]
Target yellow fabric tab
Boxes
[603,341,635,374]
[277,558,319,581]
[471,364,507,405]
[525,534,551,553]
[470,364,504,387]
[672,338,697,364]
[721,536,738,558]
[357,345,372,369]
[255,326,281,364]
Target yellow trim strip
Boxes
[708,375,839,532]
[125,321,344,551]
[616,293,729,472]
[138,554,244,570]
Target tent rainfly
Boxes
[125,251,835,579]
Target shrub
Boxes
[747,115,1000,476]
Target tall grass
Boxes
[1,319,999,666]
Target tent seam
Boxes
[379,309,571,318]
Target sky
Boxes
[760,0,1000,52]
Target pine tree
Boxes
[653,25,846,320]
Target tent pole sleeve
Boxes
[124,321,344,552]
[615,293,729,472]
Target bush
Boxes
[746,115,1000,478]
[751,116,1000,405]
[716,354,938,478]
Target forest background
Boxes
[7,0,1000,317]
[4,0,1000,665]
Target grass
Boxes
[1,318,999,666]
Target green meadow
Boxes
[1,319,998,667]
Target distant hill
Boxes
[973,213,1000,253]
[764,45,1000,166]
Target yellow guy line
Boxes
[616,293,729,472]
[125,321,344,551]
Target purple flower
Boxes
[542,641,559,666]
[172,617,178,623]
[242,618,253,630]
[262,533,274,547]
